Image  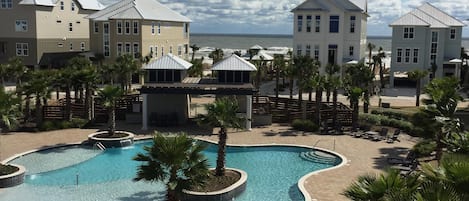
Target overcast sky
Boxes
[118,0,469,36]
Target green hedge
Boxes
[39,118,88,131]
[371,109,412,121]
[291,119,319,132]
[359,113,416,134]
[412,139,436,157]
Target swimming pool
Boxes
[0,140,343,201]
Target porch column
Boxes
[246,95,252,131]
[142,94,148,130]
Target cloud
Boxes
[100,0,469,36]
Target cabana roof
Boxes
[211,54,257,72]
[143,53,192,70]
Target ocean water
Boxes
[191,33,469,52]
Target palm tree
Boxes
[0,87,21,130]
[325,64,340,102]
[190,44,200,62]
[367,42,376,70]
[374,47,386,88]
[81,65,99,121]
[97,85,124,136]
[345,62,374,113]
[284,52,295,99]
[209,48,224,65]
[197,97,244,176]
[134,133,210,201]
[407,69,429,106]
[188,57,204,78]
[420,155,469,200]
[0,63,9,87]
[8,57,28,113]
[22,70,53,125]
[114,54,139,93]
[56,67,76,121]
[343,169,420,201]
[294,55,318,108]
[424,77,463,163]
[312,74,325,126]
[348,87,362,131]
[273,54,285,104]
[329,75,342,127]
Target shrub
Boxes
[358,113,415,134]
[371,109,412,121]
[38,118,88,131]
[291,119,319,132]
[38,120,56,131]
[411,110,439,139]
[412,139,436,157]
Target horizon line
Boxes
[191,33,469,39]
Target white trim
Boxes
[116,20,122,35]
[412,48,419,64]
[117,42,123,56]
[124,20,130,35]
[403,26,414,39]
[103,22,110,57]
[15,43,28,56]
[133,20,139,35]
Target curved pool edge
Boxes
[194,138,348,201]
[2,135,347,201]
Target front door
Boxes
[328,45,337,65]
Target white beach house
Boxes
[291,0,367,74]
[389,3,466,87]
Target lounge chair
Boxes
[387,151,416,165]
[372,128,388,141]
[386,129,401,143]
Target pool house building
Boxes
[140,54,257,130]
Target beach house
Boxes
[86,0,191,64]
[389,3,466,87]
[0,0,104,67]
[291,0,367,74]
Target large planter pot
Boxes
[182,168,247,201]
[0,164,25,188]
[88,131,135,148]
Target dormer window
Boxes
[403,27,414,39]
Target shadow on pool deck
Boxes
[372,146,412,170]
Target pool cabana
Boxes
[140,54,257,130]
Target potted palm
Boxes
[88,85,134,147]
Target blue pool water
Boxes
[0,141,340,201]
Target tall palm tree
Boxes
[325,64,340,102]
[197,97,244,176]
[97,85,124,136]
[273,54,285,104]
[294,55,318,108]
[284,53,295,99]
[190,44,200,62]
[114,54,139,93]
[82,65,99,121]
[209,48,224,65]
[0,87,21,130]
[348,87,362,131]
[329,75,342,127]
[134,133,210,201]
[407,69,428,106]
[346,62,374,113]
[56,67,76,121]
[375,47,386,88]
[367,42,376,70]
[23,70,53,125]
[343,169,420,201]
[312,74,325,125]
[424,77,463,163]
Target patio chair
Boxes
[386,129,401,143]
[387,151,416,166]
[372,127,388,141]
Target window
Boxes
[297,15,303,32]
[1,0,12,8]
[58,43,63,48]
[350,16,356,33]
[103,23,110,57]
[157,22,161,34]
[151,22,155,35]
[125,21,130,34]
[133,21,139,35]
[71,2,75,11]
[413,49,418,63]
[296,44,302,56]
[315,16,320,32]
[305,44,311,56]
[69,42,73,51]
[349,46,354,57]
[169,46,173,54]
[117,43,123,56]
[450,28,456,39]
[57,20,62,23]
[154,45,158,57]
[60,1,64,10]
[15,43,28,56]
[183,23,189,38]
[80,42,85,51]
[306,15,312,32]
[177,45,182,56]
[94,22,98,33]
[329,16,339,33]
[125,43,131,54]
[396,48,402,63]
[184,44,188,54]
[403,27,414,39]
[161,46,164,56]
[405,48,410,63]
[149,46,153,57]
[15,20,28,32]
[69,22,73,32]
[430,31,438,64]
[116,21,122,34]
[133,43,139,58]
[314,45,319,60]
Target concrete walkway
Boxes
[0,123,417,201]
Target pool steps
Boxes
[299,151,340,165]
[94,142,106,150]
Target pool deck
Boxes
[0,123,417,201]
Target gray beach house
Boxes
[389,3,466,87]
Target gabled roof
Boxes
[291,0,363,12]
[87,0,191,22]
[251,51,274,61]
[143,53,192,70]
[390,3,465,27]
[19,0,104,10]
[211,54,257,72]
[249,44,264,50]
